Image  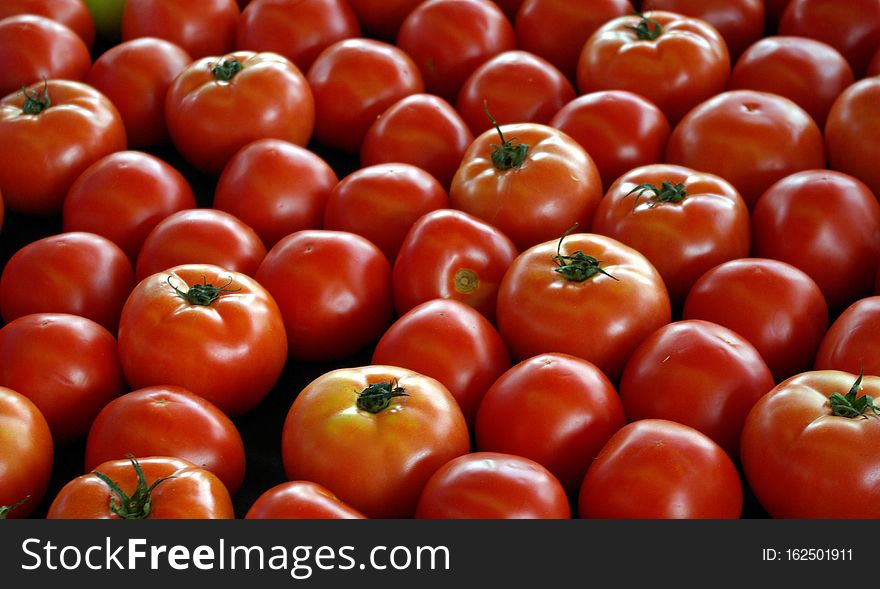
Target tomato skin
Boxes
[475,353,626,494]
[84,385,247,494]
[740,370,880,518]
[345,0,423,41]
[245,481,367,519]
[0,387,53,519]
[0,0,95,48]
[117,264,288,417]
[122,0,240,59]
[814,297,880,377]
[825,77,880,202]
[578,419,743,519]
[47,456,235,519]
[281,365,470,519]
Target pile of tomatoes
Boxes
[1,0,880,521]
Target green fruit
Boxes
[83,0,126,40]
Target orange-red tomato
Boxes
[825,77,880,201]
[121,0,240,59]
[0,0,95,48]
[814,297,880,377]
[245,481,367,519]
[0,387,53,519]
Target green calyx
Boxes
[828,369,879,419]
[484,100,528,170]
[552,225,619,283]
[212,58,244,82]
[0,496,30,519]
[625,12,664,41]
[626,181,687,210]
[167,275,240,306]
[356,380,409,414]
[92,455,175,520]
[21,80,51,115]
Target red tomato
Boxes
[0,232,134,332]
[0,0,95,48]
[619,320,774,459]
[496,231,671,383]
[576,11,730,125]
[0,313,126,443]
[415,452,571,519]
[117,264,288,417]
[323,163,448,262]
[665,89,825,209]
[121,0,239,59]
[751,170,880,313]
[591,163,751,307]
[682,258,828,382]
[814,297,880,377]
[345,0,423,41]
[86,38,192,148]
[475,353,626,494]
[255,230,393,362]
[236,0,360,73]
[396,0,516,102]
[361,93,474,190]
[741,370,880,517]
[84,385,247,494]
[165,51,314,175]
[306,38,423,154]
[450,122,603,252]
[578,419,743,518]
[0,387,53,519]
[47,456,235,519]
[0,80,127,216]
[281,365,470,518]
[825,77,880,201]
[245,481,366,519]
[392,209,518,323]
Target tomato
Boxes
[62,150,197,261]
[727,36,854,128]
[0,0,94,48]
[496,231,671,383]
[47,455,235,519]
[344,0,423,41]
[86,38,193,148]
[323,163,449,262]
[396,0,516,102]
[117,264,288,417]
[236,0,360,73]
[372,298,512,429]
[306,38,423,154]
[134,209,267,281]
[245,481,366,519]
[682,258,828,382]
[281,365,470,518]
[83,0,126,40]
[665,89,825,209]
[814,297,880,377]
[591,163,751,307]
[475,353,625,494]
[741,370,880,518]
[870,45,880,76]
[0,80,127,216]
[84,385,246,494]
[450,122,603,252]
[213,138,337,248]
[415,452,571,519]
[392,209,518,323]
[0,231,134,332]
[578,419,743,518]
[165,51,314,175]
[255,230,393,362]
[751,170,880,313]
[0,387,53,519]
[0,313,126,444]
[121,0,240,59]
[361,93,474,190]
[825,77,880,201]
[576,11,730,125]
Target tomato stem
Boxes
[626,181,687,210]
[167,275,240,306]
[212,58,244,82]
[625,12,664,41]
[828,368,879,418]
[21,79,51,115]
[484,100,529,170]
[356,380,408,413]
[0,495,30,519]
[552,224,619,283]
[92,455,175,520]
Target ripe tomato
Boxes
[450,122,603,252]
[344,0,423,41]
[255,230,393,362]
[0,0,95,48]
[415,452,571,519]
[165,51,314,175]
[121,0,239,59]
[741,370,880,518]
[281,365,470,518]
[0,387,53,519]
[825,77,880,201]
[814,297,880,377]
[0,80,127,215]
[117,264,288,417]
[47,456,235,519]
[496,231,671,383]
[245,481,366,519]
[474,353,626,494]
[578,419,743,519]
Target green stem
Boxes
[828,368,879,418]
[625,12,664,41]
[626,181,687,210]
[167,275,239,306]
[0,496,30,519]
[356,380,408,414]
[484,100,528,170]
[552,225,619,283]
[21,79,50,115]
[212,58,244,82]
[92,455,175,520]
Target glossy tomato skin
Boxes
[117,264,288,417]
[121,0,239,59]
[281,365,470,519]
[578,419,743,519]
[47,456,235,519]
[0,80,127,216]
[84,385,247,494]
[814,297,880,377]
[245,481,366,519]
[0,387,53,519]
[165,51,314,175]
[741,371,880,518]
[415,452,571,519]
[475,353,626,494]
[825,77,880,201]
[0,0,95,48]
